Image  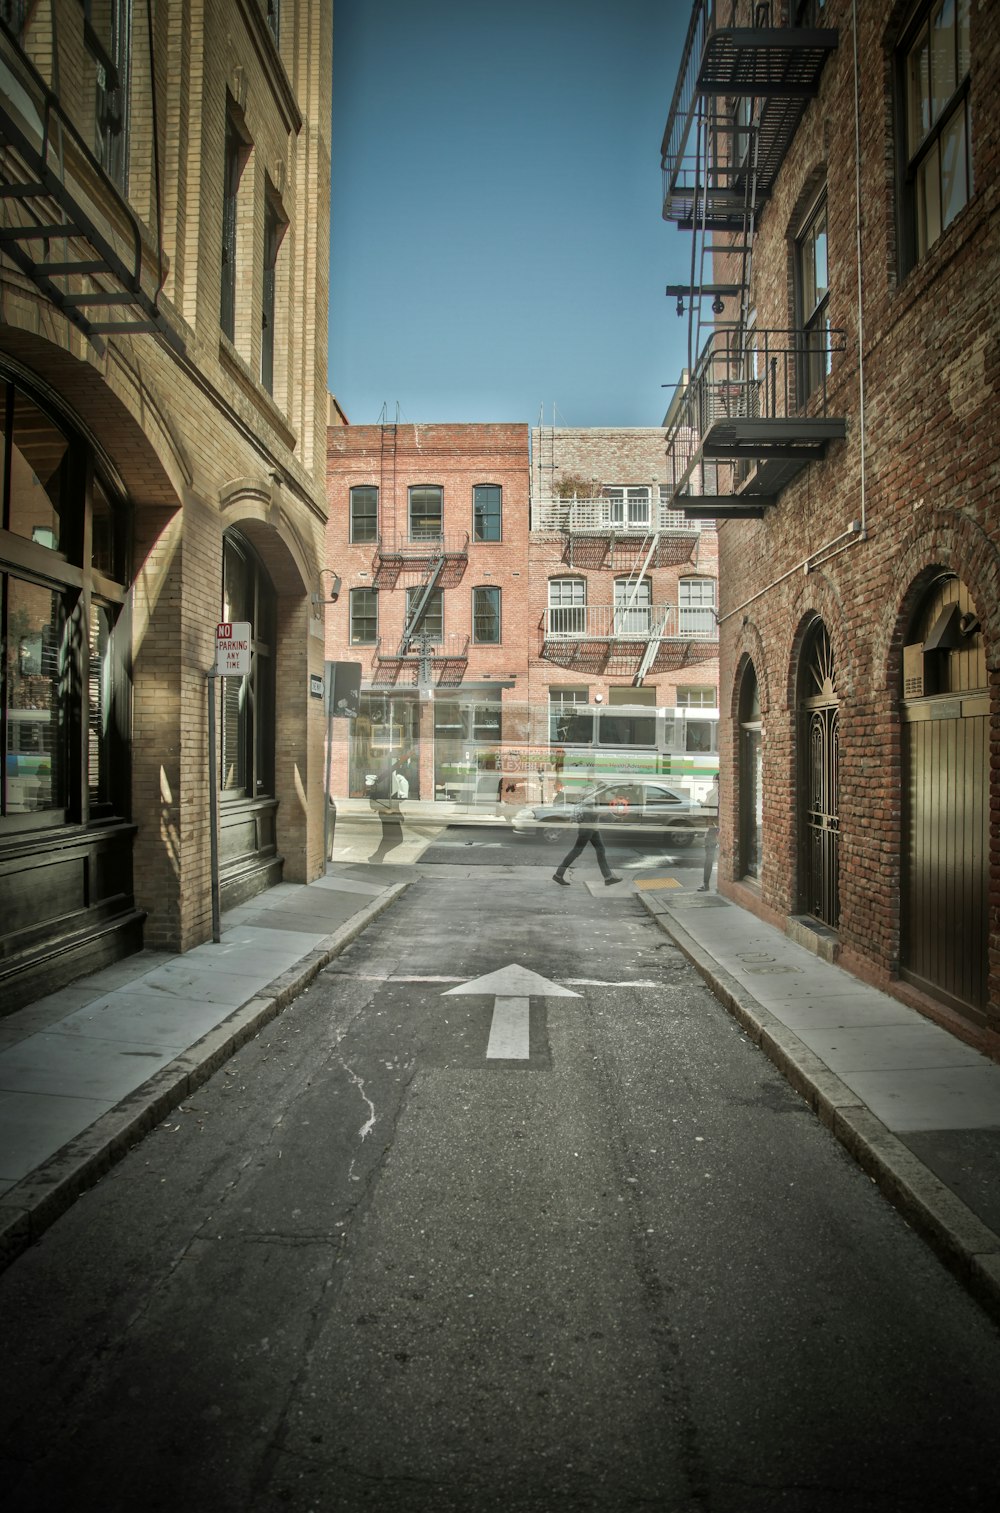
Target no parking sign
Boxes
[214,621,251,675]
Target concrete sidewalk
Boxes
[0,864,413,1271]
[637,883,1000,1324]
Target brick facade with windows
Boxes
[0,1,333,1008]
[658,0,1000,1053]
[527,428,719,711]
[325,422,719,808]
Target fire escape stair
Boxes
[0,29,180,353]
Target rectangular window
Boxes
[472,586,500,643]
[679,578,717,637]
[614,577,651,634]
[84,0,131,190]
[409,486,443,541]
[349,587,378,645]
[350,486,379,544]
[901,0,972,268]
[549,688,592,746]
[261,183,286,396]
[676,686,718,708]
[548,577,586,636]
[264,0,280,46]
[406,587,443,642]
[797,192,830,403]
[473,484,502,542]
[221,103,249,341]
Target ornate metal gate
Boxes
[800,622,839,928]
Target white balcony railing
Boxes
[530,497,703,535]
[544,602,718,643]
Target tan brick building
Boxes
[324,422,719,808]
[1,0,332,1008]
[658,0,999,1052]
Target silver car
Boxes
[509,778,711,846]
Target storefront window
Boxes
[1,373,129,830]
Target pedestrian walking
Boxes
[552,795,622,887]
[698,773,720,892]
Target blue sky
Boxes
[328,0,691,428]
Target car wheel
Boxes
[669,831,696,848]
[543,826,565,842]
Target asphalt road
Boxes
[2,869,999,1511]
[334,812,707,873]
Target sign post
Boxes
[208,622,252,942]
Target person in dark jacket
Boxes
[552,797,622,887]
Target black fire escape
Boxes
[660,0,843,520]
[0,16,180,353]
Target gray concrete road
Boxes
[2,869,999,1512]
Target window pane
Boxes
[597,714,656,747]
[957,0,970,77]
[916,138,942,258]
[549,578,585,607]
[473,485,501,542]
[473,586,500,643]
[409,487,442,540]
[940,102,968,230]
[7,392,70,552]
[4,576,67,814]
[907,27,931,154]
[930,0,957,123]
[350,486,378,544]
[350,588,377,644]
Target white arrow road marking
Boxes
[486,997,530,1059]
[443,964,579,1061]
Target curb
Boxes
[638,893,1000,1327]
[0,880,411,1274]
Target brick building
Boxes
[658,0,999,1053]
[1,1,333,1008]
[528,426,719,713]
[324,422,719,807]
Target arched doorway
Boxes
[900,575,988,1020]
[738,661,762,879]
[798,619,839,928]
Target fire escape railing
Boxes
[0,23,180,352]
[664,326,847,511]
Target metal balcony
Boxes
[0,27,180,352]
[372,633,470,688]
[664,327,847,516]
[530,496,703,536]
[372,531,469,567]
[660,0,838,227]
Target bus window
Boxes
[552,710,594,745]
[685,720,715,753]
[598,713,656,747]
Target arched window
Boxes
[738,661,762,880]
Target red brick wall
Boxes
[706,0,1000,1048]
